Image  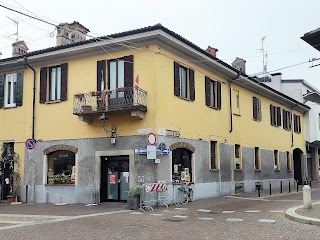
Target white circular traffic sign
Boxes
[147,132,157,146]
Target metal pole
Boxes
[296,180,299,192]
[269,181,272,195]
[289,180,291,193]
[280,181,282,194]
[26,185,28,203]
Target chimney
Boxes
[12,40,28,57]
[231,57,246,74]
[56,21,90,46]
[205,46,218,57]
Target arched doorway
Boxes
[293,148,303,184]
[172,148,193,183]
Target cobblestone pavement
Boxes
[0,187,320,240]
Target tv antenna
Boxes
[7,16,19,42]
[257,36,268,81]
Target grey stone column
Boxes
[311,147,320,181]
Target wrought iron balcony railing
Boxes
[73,87,147,115]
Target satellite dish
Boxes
[159,142,166,151]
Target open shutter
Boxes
[217,81,221,109]
[276,107,281,126]
[124,55,133,88]
[282,109,286,129]
[174,62,180,96]
[40,67,47,103]
[258,98,262,121]
[289,113,292,130]
[97,60,106,91]
[189,69,195,101]
[60,63,68,101]
[15,71,23,106]
[298,116,301,133]
[0,74,4,109]
[253,97,257,120]
[205,77,210,106]
[270,105,274,125]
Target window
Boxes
[205,76,221,109]
[40,64,68,103]
[274,150,279,170]
[109,59,124,98]
[172,148,192,183]
[270,105,281,126]
[210,141,218,170]
[286,151,291,171]
[235,144,242,170]
[0,72,23,109]
[293,114,301,133]
[47,150,75,185]
[252,97,262,121]
[254,147,261,170]
[174,62,195,101]
[282,109,292,130]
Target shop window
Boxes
[254,147,261,170]
[235,144,242,170]
[274,150,279,171]
[172,148,192,183]
[47,150,75,185]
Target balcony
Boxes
[73,87,147,122]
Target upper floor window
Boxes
[109,59,125,98]
[205,77,221,109]
[293,114,301,133]
[174,62,195,101]
[252,97,262,121]
[40,64,68,103]
[0,72,23,109]
[270,104,281,127]
[282,109,292,131]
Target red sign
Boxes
[110,175,116,184]
[148,132,157,145]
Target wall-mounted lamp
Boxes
[99,113,117,144]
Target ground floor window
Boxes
[47,150,75,184]
[172,148,192,183]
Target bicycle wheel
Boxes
[188,189,194,202]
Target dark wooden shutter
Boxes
[276,107,281,126]
[0,74,4,109]
[282,109,286,129]
[253,97,257,120]
[189,69,195,101]
[217,81,221,109]
[60,63,68,101]
[39,67,47,103]
[174,62,180,96]
[289,113,292,130]
[205,77,210,106]
[270,105,274,125]
[258,98,262,121]
[97,60,106,91]
[298,116,301,133]
[15,71,23,106]
[124,55,133,88]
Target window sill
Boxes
[252,118,261,122]
[3,105,17,109]
[207,106,221,110]
[45,100,62,104]
[178,96,191,101]
[233,113,241,117]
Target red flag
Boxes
[134,73,139,89]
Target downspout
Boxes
[24,58,36,140]
[229,71,241,133]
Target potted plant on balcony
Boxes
[127,186,141,210]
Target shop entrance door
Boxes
[100,156,129,202]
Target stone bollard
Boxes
[303,185,312,209]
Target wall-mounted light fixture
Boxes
[99,113,117,144]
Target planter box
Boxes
[7,196,17,204]
[127,196,140,210]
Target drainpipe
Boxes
[24,58,36,203]
[229,71,241,133]
[24,58,36,140]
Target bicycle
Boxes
[177,183,194,204]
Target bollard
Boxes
[296,180,299,192]
[303,185,312,209]
[289,180,291,193]
[269,181,272,195]
[280,181,282,194]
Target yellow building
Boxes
[0,24,309,203]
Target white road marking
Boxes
[269,210,284,213]
[130,212,143,215]
[197,209,212,213]
[226,218,243,222]
[222,211,235,213]
[173,215,188,218]
[174,208,188,210]
[258,219,276,223]
[245,210,260,213]
[198,217,214,221]
[150,214,164,216]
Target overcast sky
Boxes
[1,0,320,88]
